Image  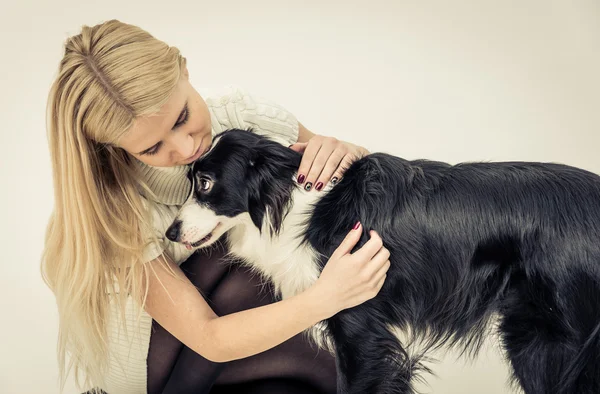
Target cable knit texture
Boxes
[101,86,299,394]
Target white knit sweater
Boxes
[101,86,300,394]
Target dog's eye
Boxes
[199,178,213,192]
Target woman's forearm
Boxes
[201,286,330,362]
[145,256,333,364]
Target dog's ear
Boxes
[245,137,302,234]
[252,137,301,167]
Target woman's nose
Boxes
[171,132,195,159]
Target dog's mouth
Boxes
[183,223,221,250]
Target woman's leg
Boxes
[146,244,230,394]
[211,378,322,394]
[146,244,337,394]
[209,264,337,393]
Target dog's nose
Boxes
[165,220,182,242]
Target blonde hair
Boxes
[42,19,185,391]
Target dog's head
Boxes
[165,129,301,250]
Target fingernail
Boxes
[315,182,323,191]
[331,177,338,184]
[297,174,305,184]
[304,182,312,191]
[353,221,361,230]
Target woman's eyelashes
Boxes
[144,142,163,156]
[174,103,189,128]
[142,105,190,156]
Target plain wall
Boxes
[1,1,599,393]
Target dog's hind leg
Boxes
[499,271,600,394]
[328,311,421,394]
[501,314,600,394]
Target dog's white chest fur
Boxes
[226,188,324,300]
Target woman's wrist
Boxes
[301,283,339,322]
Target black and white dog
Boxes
[166,129,600,394]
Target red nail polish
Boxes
[353,221,361,230]
[297,174,305,184]
[315,182,323,191]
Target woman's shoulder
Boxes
[202,85,299,146]
[202,85,248,107]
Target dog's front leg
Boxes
[328,309,417,394]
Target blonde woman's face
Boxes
[119,69,212,167]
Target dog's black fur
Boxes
[187,129,600,394]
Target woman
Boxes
[42,19,390,394]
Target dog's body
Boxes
[166,129,600,394]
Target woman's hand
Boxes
[290,135,369,191]
[308,222,390,318]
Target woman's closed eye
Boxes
[173,103,190,129]
[140,103,190,156]
[142,141,163,156]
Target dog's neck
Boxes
[226,186,329,299]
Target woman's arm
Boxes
[144,223,390,363]
[145,256,328,363]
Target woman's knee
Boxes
[179,242,231,295]
[209,264,276,315]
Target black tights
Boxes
[146,244,337,394]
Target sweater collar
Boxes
[133,159,192,206]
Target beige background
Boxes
[2,1,599,393]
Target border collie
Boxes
[165,129,600,394]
